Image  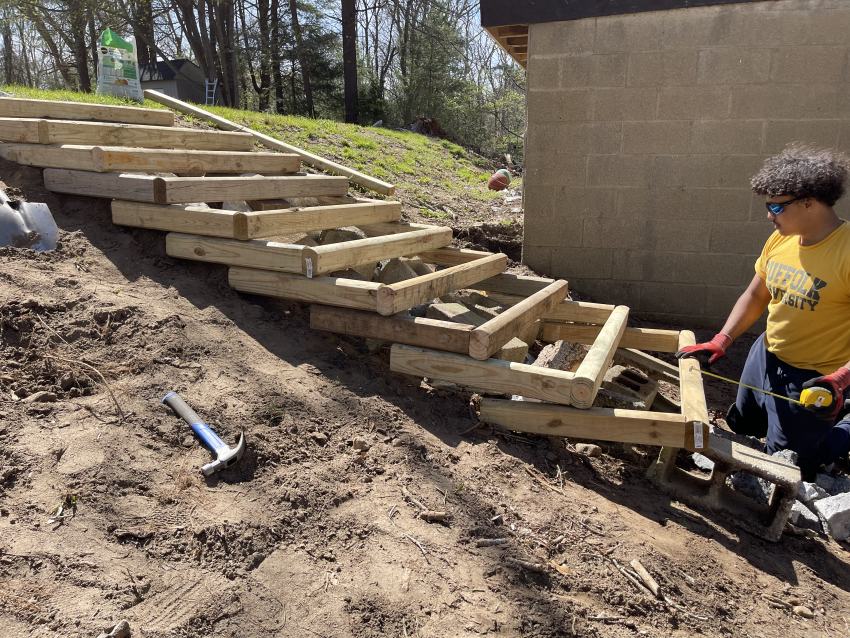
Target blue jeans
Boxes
[725,333,850,480]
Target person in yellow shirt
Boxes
[677,144,850,480]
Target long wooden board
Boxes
[540,323,680,353]
[145,89,395,195]
[302,226,452,277]
[310,306,472,353]
[479,399,690,447]
[376,253,508,315]
[166,233,303,272]
[228,267,380,310]
[469,280,568,360]
[111,199,401,239]
[677,330,710,449]
[390,344,574,404]
[3,143,300,175]
[43,169,348,204]
[0,118,253,150]
[569,305,629,409]
[0,96,174,126]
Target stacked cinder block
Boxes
[522,1,850,326]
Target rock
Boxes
[575,443,601,457]
[728,471,770,504]
[691,453,715,472]
[404,257,435,276]
[426,302,527,362]
[792,605,814,619]
[58,372,78,391]
[789,501,822,533]
[798,481,828,504]
[97,619,131,638]
[351,436,370,452]
[21,391,57,403]
[773,448,799,466]
[310,432,329,446]
[246,551,266,569]
[815,473,850,495]
[318,227,366,244]
[813,492,850,540]
[376,258,419,284]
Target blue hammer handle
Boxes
[161,391,228,455]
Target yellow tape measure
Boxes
[697,369,833,408]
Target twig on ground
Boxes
[44,354,125,421]
[401,486,428,513]
[476,538,508,548]
[505,557,546,573]
[630,559,662,598]
[404,533,428,560]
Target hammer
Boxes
[162,391,246,476]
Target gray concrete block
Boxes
[697,48,771,85]
[657,86,731,120]
[690,120,765,155]
[622,121,692,154]
[591,87,657,121]
[627,50,698,87]
[789,501,823,533]
[813,492,850,540]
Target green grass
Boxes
[1,85,510,222]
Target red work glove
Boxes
[675,332,733,367]
[802,366,850,420]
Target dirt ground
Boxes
[1,158,850,638]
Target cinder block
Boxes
[723,10,820,47]
[659,8,732,49]
[615,251,750,286]
[523,155,587,187]
[592,87,658,121]
[730,84,841,119]
[526,122,622,156]
[764,119,840,153]
[616,188,692,219]
[590,54,628,87]
[690,120,765,154]
[687,188,755,221]
[649,219,712,252]
[527,56,564,89]
[813,492,850,541]
[527,89,592,123]
[524,218,582,248]
[697,48,771,85]
[550,247,614,280]
[582,217,647,249]
[770,46,848,84]
[808,10,850,45]
[530,19,594,56]
[709,222,772,255]
[522,245,552,275]
[623,121,692,154]
[570,278,641,308]
[587,154,652,187]
[595,13,662,52]
[705,285,745,315]
[627,50,699,87]
[639,281,706,315]
[657,86,732,120]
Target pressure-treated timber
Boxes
[375,253,508,315]
[228,267,380,310]
[0,96,174,126]
[569,306,630,409]
[469,280,568,360]
[540,323,680,353]
[144,89,395,195]
[310,306,472,353]
[3,143,300,175]
[301,226,452,278]
[418,247,494,266]
[476,273,558,297]
[617,348,680,382]
[242,199,400,238]
[479,399,691,448]
[678,331,710,449]
[111,199,400,239]
[0,118,253,151]
[43,169,348,204]
[489,297,616,324]
[112,201,248,238]
[166,233,303,272]
[390,344,574,405]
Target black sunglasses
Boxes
[765,195,807,215]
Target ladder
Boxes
[204,79,218,106]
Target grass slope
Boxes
[3,85,519,224]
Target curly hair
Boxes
[750,143,850,206]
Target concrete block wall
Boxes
[522,0,850,327]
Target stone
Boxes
[815,472,850,496]
[21,391,57,403]
[575,443,602,457]
[813,492,850,541]
[310,432,329,446]
[97,619,131,638]
[58,372,78,391]
[375,258,418,284]
[789,501,822,533]
[727,471,770,505]
[318,227,367,244]
[691,452,715,472]
[351,436,370,451]
[797,481,828,504]
[772,448,799,466]
[792,605,814,619]
[403,257,435,276]
[426,302,528,362]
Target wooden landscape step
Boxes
[0,96,174,126]
[0,118,253,151]
[166,233,303,273]
[2,143,300,175]
[43,169,348,203]
[568,305,629,409]
[302,225,453,278]
[112,199,401,240]
[229,268,382,311]
[540,323,680,353]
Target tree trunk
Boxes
[2,22,14,84]
[271,2,284,114]
[288,0,313,117]
[341,0,358,123]
[133,0,156,66]
[69,0,92,91]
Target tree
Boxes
[341,0,357,123]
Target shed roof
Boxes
[139,58,201,82]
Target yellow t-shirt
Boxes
[755,222,850,374]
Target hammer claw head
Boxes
[201,431,246,476]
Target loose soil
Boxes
[1,158,849,638]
